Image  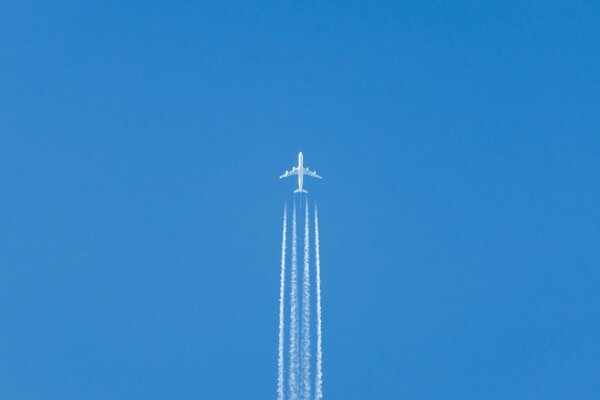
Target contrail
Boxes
[288,203,299,400]
[301,201,311,400]
[314,204,323,400]
[277,206,287,400]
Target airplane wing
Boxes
[303,168,322,179]
[279,167,299,179]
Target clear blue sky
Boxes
[2,2,599,399]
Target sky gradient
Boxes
[2,2,600,399]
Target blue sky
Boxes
[1,2,599,399]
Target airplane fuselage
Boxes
[297,152,304,192]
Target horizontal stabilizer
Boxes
[294,188,308,194]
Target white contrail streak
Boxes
[314,204,323,400]
[289,203,299,400]
[277,206,287,400]
[301,201,311,400]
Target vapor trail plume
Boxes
[301,202,311,400]
[288,203,299,400]
[314,204,323,400]
[277,206,287,400]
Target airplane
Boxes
[279,152,322,193]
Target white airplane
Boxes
[279,152,322,193]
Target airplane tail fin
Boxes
[294,189,308,194]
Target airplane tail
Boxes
[294,189,308,194]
